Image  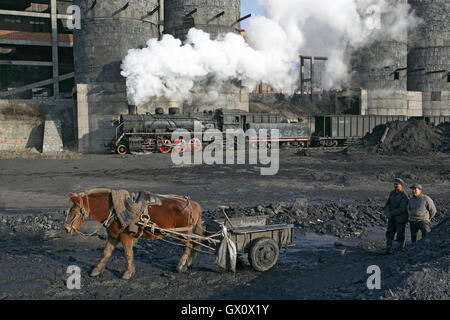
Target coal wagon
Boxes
[311,115,410,147]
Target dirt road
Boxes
[0,149,449,300]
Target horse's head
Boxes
[64,192,90,234]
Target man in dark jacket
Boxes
[408,184,437,243]
[380,178,409,255]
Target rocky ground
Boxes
[0,148,449,300]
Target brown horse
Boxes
[64,189,203,279]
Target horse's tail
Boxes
[191,201,203,259]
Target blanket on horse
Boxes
[111,190,162,233]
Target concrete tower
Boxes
[73,0,160,153]
[348,0,412,116]
[407,0,450,116]
[164,0,241,40]
[163,0,249,113]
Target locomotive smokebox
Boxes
[128,104,138,115]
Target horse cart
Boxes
[65,190,294,278]
[211,215,294,272]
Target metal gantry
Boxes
[299,55,328,101]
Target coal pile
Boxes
[345,118,450,155]
[203,199,387,238]
[0,212,63,234]
[438,122,450,152]
[380,217,450,300]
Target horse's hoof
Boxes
[186,257,193,268]
[90,268,103,277]
[122,273,133,280]
[176,264,187,273]
[122,270,135,280]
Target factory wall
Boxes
[164,0,240,40]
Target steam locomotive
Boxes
[108,108,312,154]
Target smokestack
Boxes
[128,104,137,115]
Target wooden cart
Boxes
[214,215,294,272]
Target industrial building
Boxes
[73,0,249,153]
[407,0,450,117]
[338,0,449,117]
[0,0,74,98]
[0,0,449,154]
[0,0,75,153]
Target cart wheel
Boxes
[248,237,280,272]
[116,144,128,155]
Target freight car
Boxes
[108,109,312,154]
[311,115,410,147]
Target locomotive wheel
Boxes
[248,237,279,272]
[189,137,202,152]
[174,139,187,153]
[158,139,172,154]
[142,139,155,154]
[116,144,128,155]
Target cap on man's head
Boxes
[394,178,405,186]
[410,183,422,190]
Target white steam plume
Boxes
[121,0,419,105]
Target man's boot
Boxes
[380,238,393,255]
[398,239,406,251]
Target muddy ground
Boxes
[0,149,449,300]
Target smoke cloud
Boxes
[121,0,419,105]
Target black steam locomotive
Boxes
[108,108,312,154]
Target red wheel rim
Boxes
[158,139,172,153]
[189,138,202,151]
[142,139,155,154]
[174,139,187,153]
[117,145,127,154]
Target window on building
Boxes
[431,91,441,102]
[447,73,450,83]
[30,19,46,32]
[394,71,400,80]
[4,16,21,24]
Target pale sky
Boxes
[240,0,265,30]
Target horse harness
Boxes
[67,193,114,237]
[68,191,194,238]
[136,195,194,238]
